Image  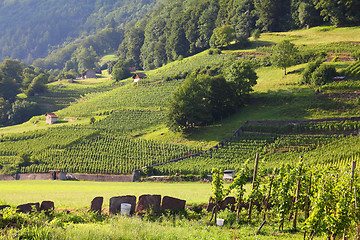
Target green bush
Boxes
[351,50,360,61]
[301,58,323,84]
[311,64,337,86]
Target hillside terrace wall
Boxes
[148,116,360,170]
[70,173,134,182]
[0,173,136,182]
[246,116,360,126]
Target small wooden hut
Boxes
[45,113,58,124]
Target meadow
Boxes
[0,181,217,208]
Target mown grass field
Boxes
[0,181,217,208]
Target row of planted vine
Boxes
[19,132,200,174]
[58,79,183,117]
[94,109,166,133]
[0,126,97,156]
[242,120,360,134]
[210,154,360,239]
[153,133,342,175]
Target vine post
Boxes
[209,168,226,224]
[292,158,303,230]
[248,153,259,221]
[304,172,312,220]
[343,160,356,240]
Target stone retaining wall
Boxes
[246,116,360,126]
[0,174,16,181]
[0,173,135,182]
[17,173,52,180]
[71,173,134,182]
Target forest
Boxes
[0,0,161,64]
[1,0,359,75]
[30,0,360,74]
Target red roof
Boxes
[46,113,58,118]
[132,73,147,79]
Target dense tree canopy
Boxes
[0,59,49,126]
[0,0,159,64]
[26,0,360,73]
[168,60,257,132]
[111,59,132,82]
[210,25,236,48]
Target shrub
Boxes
[351,50,360,61]
[311,64,337,86]
[296,50,327,64]
[301,58,323,84]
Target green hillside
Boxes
[1,26,360,176]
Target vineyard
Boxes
[0,120,201,175]
[21,132,199,174]
[241,119,360,134]
[94,109,166,133]
[343,60,360,79]
[208,157,360,239]
[56,79,184,118]
[143,53,234,84]
[0,26,360,179]
[28,77,117,113]
[153,133,349,175]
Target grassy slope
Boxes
[0,25,359,159]
[260,25,360,45]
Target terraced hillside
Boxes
[1,26,360,176]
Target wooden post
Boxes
[351,160,356,186]
[304,172,312,220]
[293,159,303,229]
[263,173,275,221]
[248,153,259,221]
[344,160,357,240]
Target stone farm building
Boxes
[132,73,147,84]
[45,113,58,124]
[81,69,97,79]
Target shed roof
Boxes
[46,113,59,118]
[133,73,147,79]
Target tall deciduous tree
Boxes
[26,73,48,96]
[312,0,360,26]
[225,60,258,102]
[111,59,131,82]
[0,59,24,85]
[165,18,190,62]
[196,1,219,49]
[167,74,212,132]
[271,40,299,75]
[75,46,99,73]
[210,25,236,48]
[254,0,292,32]
[168,61,258,132]
[118,28,145,69]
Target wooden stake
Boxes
[305,172,312,220]
[263,173,275,221]
[293,159,303,230]
[256,220,266,235]
[344,160,357,240]
[248,153,259,221]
